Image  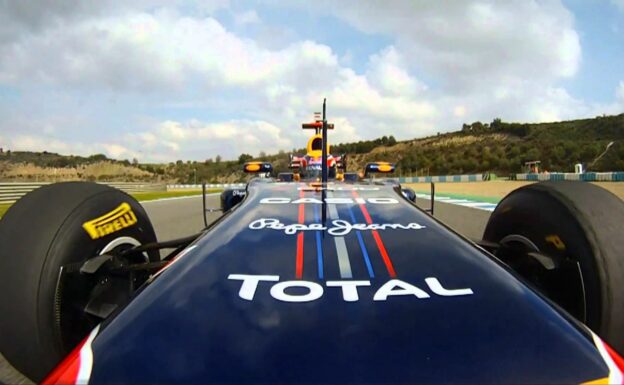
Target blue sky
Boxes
[562,0,624,102]
[0,0,622,162]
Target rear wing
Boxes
[289,153,346,171]
[302,111,334,130]
[302,122,335,130]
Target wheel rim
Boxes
[497,233,587,323]
[54,236,150,353]
[100,236,149,262]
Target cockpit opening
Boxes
[311,137,323,151]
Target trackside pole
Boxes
[430,182,435,216]
[321,98,328,184]
[202,182,209,228]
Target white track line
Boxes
[416,193,498,212]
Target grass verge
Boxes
[413,190,501,204]
[130,189,220,202]
[0,189,222,218]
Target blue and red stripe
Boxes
[295,189,305,279]
[347,204,375,278]
[313,204,324,280]
[352,190,397,278]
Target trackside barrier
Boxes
[515,172,624,182]
[107,182,166,192]
[0,182,166,205]
[167,184,245,190]
[399,174,486,183]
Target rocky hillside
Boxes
[2,113,623,183]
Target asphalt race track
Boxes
[143,194,221,242]
[0,194,492,384]
[414,196,491,241]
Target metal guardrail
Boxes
[0,182,167,205]
[400,174,488,183]
[106,182,167,192]
[167,183,245,190]
[515,172,624,182]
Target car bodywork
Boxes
[46,181,624,384]
[43,104,624,384]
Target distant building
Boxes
[524,160,541,174]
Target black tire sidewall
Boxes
[483,181,624,353]
[483,189,601,326]
[0,182,157,381]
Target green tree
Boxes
[471,121,484,133]
[491,118,502,131]
[89,154,108,162]
[238,153,253,164]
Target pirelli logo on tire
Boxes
[82,202,138,240]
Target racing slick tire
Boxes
[0,182,158,382]
[482,181,624,353]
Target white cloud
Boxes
[102,143,138,159]
[329,68,436,122]
[0,1,112,45]
[11,135,69,154]
[270,0,590,128]
[612,0,624,11]
[295,1,581,89]
[0,10,341,91]
[366,46,427,97]
[159,121,190,140]
[234,10,260,25]
[5,134,140,160]
[453,106,467,118]
[0,1,621,163]
[126,119,294,160]
[616,81,624,104]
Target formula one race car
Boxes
[1,100,624,384]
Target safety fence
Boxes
[399,173,494,183]
[515,172,624,182]
[167,183,245,190]
[0,182,166,205]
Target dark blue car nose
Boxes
[85,182,611,384]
